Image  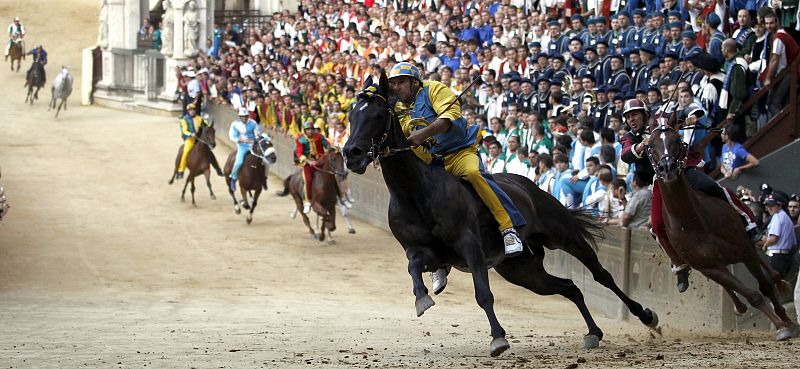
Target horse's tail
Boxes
[567,208,605,250]
[276,175,291,196]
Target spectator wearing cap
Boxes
[688,52,724,124]
[632,46,654,91]
[546,20,570,56]
[630,9,647,44]
[663,52,682,81]
[595,16,612,45]
[642,14,666,55]
[567,37,584,57]
[550,54,569,82]
[569,15,590,47]
[607,54,631,93]
[720,125,759,180]
[666,22,685,57]
[593,86,611,131]
[534,77,552,115]
[571,52,588,79]
[595,40,611,87]
[679,30,703,59]
[518,78,536,113]
[758,194,799,278]
[703,13,726,63]
[586,18,600,48]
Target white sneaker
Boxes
[342,199,353,209]
[430,268,447,295]
[502,228,523,257]
[302,202,312,214]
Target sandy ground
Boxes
[0,1,798,368]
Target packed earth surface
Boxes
[0,1,798,368]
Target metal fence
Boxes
[214,10,272,35]
[106,48,165,101]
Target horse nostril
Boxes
[350,147,363,157]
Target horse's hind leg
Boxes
[552,237,657,327]
[56,100,65,118]
[495,249,603,349]
[204,170,215,200]
[724,287,749,315]
[698,266,790,339]
[180,176,190,202]
[758,255,791,293]
[743,257,795,327]
[227,183,240,214]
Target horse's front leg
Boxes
[406,247,435,317]
[458,233,509,357]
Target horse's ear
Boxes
[379,72,389,98]
[362,75,373,91]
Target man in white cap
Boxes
[229,107,263,192]
[5,16,25,61]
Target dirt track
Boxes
[0,1,798,368]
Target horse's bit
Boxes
[362,93,413,163]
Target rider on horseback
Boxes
[4,16,24,61]
[620,99,761,293]
[25,44,46,87]
[229,107,264,191]
[295,119,331,214]
[387,62,526,293]
[176,103,223,179]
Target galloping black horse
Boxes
[25,61,45,105]
[343,74,658,357]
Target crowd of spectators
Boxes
[173,0,800,226]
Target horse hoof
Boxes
[776,327,794,341]
[290,210,297,219]
[192,203,197,208]
[645,308,659,328]
[246,215,253,224]
[489,337,510,357]
[180,197,185,202]
[310,233,318,240]
[327,239,336,245]
[234,206,241,215]
[415,295,435,317]
[210,195,216,200]
[582,334,601,349]
[348,228,356,234]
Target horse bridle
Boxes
[645,124,688,179]
[362,93,412,163]
[249,136,274,164]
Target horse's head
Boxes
[253,134,277,166]
[198,114,217,149]
[647,123,688,183]
[343,73,395,174]
[325,147,348,181]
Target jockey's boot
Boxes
[747,227,763,243]
[430,268,448,295]
[339,196,353,209]
[229,180,236,192]
[303,201,312,214]
[502,228,524,257]
[675,267,691,293]
[175,171,184,180]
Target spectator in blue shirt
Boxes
[720,126,759,180]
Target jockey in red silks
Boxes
[620,99,760,293]
[294,120,330,215]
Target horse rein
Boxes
[645,124,689,179]
[363,93,412,162]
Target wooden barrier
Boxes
[208,102,782,333]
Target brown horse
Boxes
[8,39,23,72]
[277,149,347,244]
[25,61,45,105]
[223,136,276,224]
[168,122,217,207]
[647,123,798,341]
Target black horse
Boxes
[343,74,658,357]
[25,61,45,105]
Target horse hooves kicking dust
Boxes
[489,337,510,357]
[644,308,659,328]
[582,334,601,349]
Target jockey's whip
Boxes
[652,69,688,124]
[438,75,483,117]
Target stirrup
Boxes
[430,268,448,295]
[502,228,523,257]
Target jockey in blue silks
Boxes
[229,107,263,191]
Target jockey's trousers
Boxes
[178,137,196,173]
[230,143,252,181]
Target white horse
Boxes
[49,66,73,118]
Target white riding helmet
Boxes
[14,16,20,22]
[237,107,249,117]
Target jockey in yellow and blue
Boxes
[387,62,526,293]
[177,103,201,179]
[229,107,263,191]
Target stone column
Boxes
[123,0,140,49]
[173,0,186,58]
[107,0,126,49]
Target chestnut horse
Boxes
[343,75,658,356]
[223,135,276,224]
[646,122,798,341]
[168,122,217,207]
[277,149,348,244]
[8,39,23,72]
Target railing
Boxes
[701,55,800,161]
[214,10,273,35]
